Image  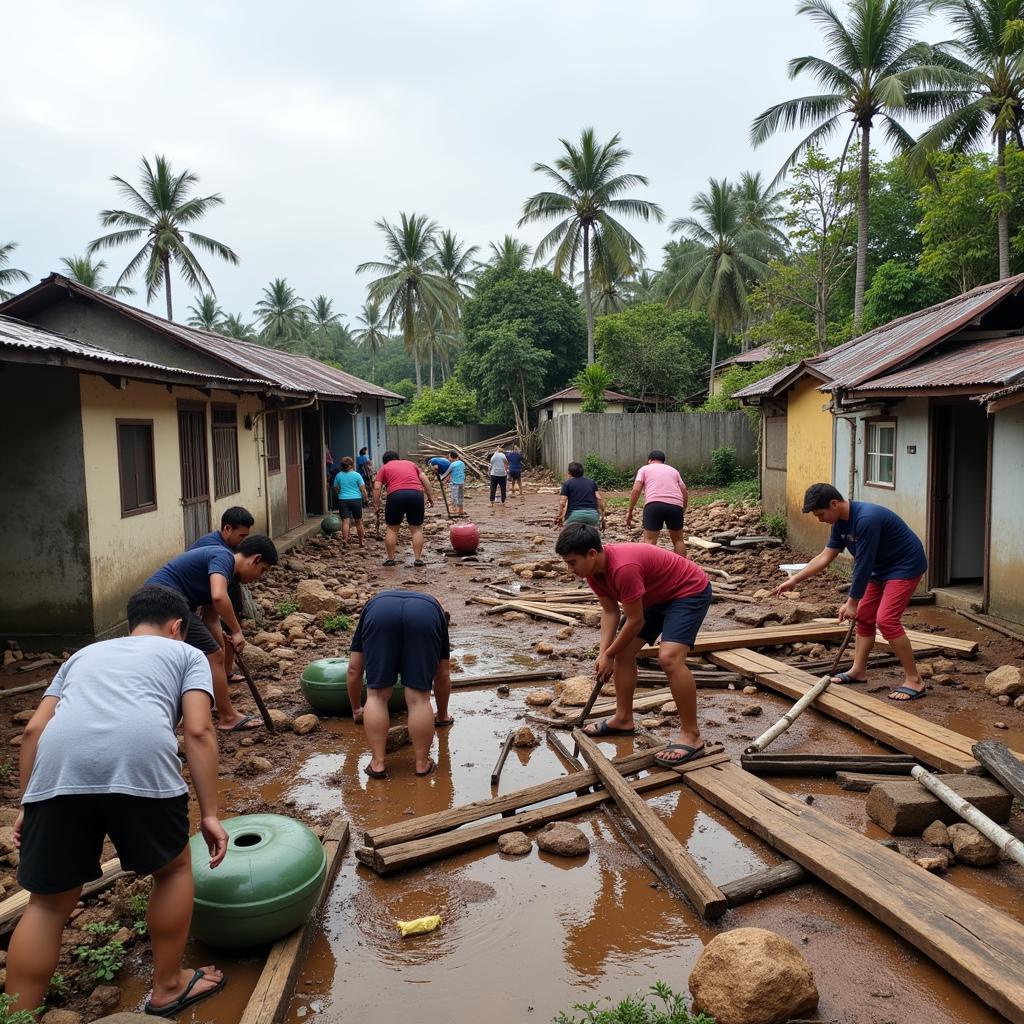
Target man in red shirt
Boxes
[555,523,713,767]
[373,451,435,567]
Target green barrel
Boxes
[190,814,327,948]
[300,657,406,715]
[320,513,344,537]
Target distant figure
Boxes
[439,449,466,516]
[347,590,453,778]
[356,447,375,503]
[488,448,509,508]
[427,454,451,478]
[373,451,435,567]
[626,449,688,557]
[556,461,605,529]
[505,444,524,497]
[332,456,369,546]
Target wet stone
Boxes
[948,823,1001,866]
[513,726,539,748]
[537,822,589,857]
[922,820,951,847]
[524,689,554,707]
[293,714,321,736]
[497,831,532,856]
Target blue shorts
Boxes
[638,584,713,648]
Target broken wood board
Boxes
[740,752,916,776]
[710,648,992,773]
[240,817,350,1024]
[358,751,730,875]
[450,668,565,690]
[484,602,576,625]
[638,622,849,658]
[835,771,922,792]
[971,740,1024,804]
[575,730,727,919]
[686,536,723,551]
[810,619,978,656]
[684,761,1024,1024]
[719,860,808,908]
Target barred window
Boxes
[212,405,240,498]
[117,420,156,516]
[265,411,281,474]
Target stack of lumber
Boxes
[413,428,519,482]
[472,593,601,626]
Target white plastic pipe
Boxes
[744,674,832,755]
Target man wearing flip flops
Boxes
[555,524,713,768]
[774,483,928,702]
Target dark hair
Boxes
[648,450,666,463]
[359,447,368,455]
[221,506,255,529]
[555,522,603,557]
[127,585,190,633]
[382,450,399,464]
[448,449,457,459]
[567,461,584,477]
[341,456,354,470]
[238,534,279,565]
[802,482,844,512]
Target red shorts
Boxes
[855,576,921,640]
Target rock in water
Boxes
[292,714,321,736]
[525,689,554,707]
[537,822,590,857]
[386,725,410,752]
[688,927,819,1024]
[558,676,597,706]
[497,831,532,856]
[513,726,539,748]
[948,823,1001,866]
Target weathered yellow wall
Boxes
[79,377,267,635]
[785,377,834,556]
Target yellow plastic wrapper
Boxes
[395,915,442,937]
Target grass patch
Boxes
[0,993,42,1024]
[688,479,760,508]
[760,512,787,539]
[583,453,634,490]
[554,982,715,1024]
[323,613,353,633]
[275,598,299,617]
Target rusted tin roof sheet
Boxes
[535,385,649,406]
[733,361,804,399]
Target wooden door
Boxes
[285,411,303,530]
[178,404,211,546]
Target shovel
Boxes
[232,647,276,734]
[436,468,453,521]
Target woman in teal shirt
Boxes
[333,457,370,546]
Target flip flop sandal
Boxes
[363,763,389,779]
[415,757,438,777]
[654,743,706,769]
[582,718,636,737]
[888,686,927,702]
[434,717,455,727]
[218,714,260,733]
[413,559,427,567]
[228,673,246,684]
[144,968,227,1017]
[830,671,866,685]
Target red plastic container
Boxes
[450,522,480,555]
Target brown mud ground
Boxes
[2,480,1023,1024]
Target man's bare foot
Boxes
[352,708,364,724]
[148,965,224,1011]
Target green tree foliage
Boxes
[218,313,254,341]
[573,363,613,412]
[0,242,29,301]
[253,278,310,349]
[459,266,586,405]
[88,154,238,319]
[59,254,135,297]
[594,303,709,407]
[470,323,551,432]
[861,258,946,329]
[393,377,479,425]
[186,294,223,330]
[353,300,388,380]
[485,235,533,273]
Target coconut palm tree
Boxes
[0,241,30,300]
[353,300,388,380]
[735,171,790,256]
[751,0,957,326]
[911,0,1024,279]
[253,278,310,349]
[306,295,344,361]
[435,230,480,303]
[519,128,664,364]
[485,235,533,273]
[625,268,662,305]
[588,255,630,316]
[218,313,254,341]
[87,154,239,320]
[355,213,459,392]
[58,254,135,297]
[667,178,773,396]
[186,294,224,330]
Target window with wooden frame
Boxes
[265,411,281,474]
[116,419,157,517]
[865,418,897,488]
[212,404,240,498]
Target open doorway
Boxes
[302,407,325,518]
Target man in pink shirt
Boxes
[373,452,435,567]
[626,450,688,556]
[555,523,713,768]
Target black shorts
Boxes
[384,489,425,527]
[18,793,190,894]
[338,498,363,521]
[642,501,685,532]
[184,611,221,656]
[636,584,714,647]
[508,470,521,481]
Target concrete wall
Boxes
[387,422,513,458]
[988,404,1024,624]
[540,411,756,475]
[784,378,834,556]
[0,364,93,648]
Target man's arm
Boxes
[417,469,436,506]
[595,597,644,683]
[373,479,383,509]
[679,476,688,512]
[773,546,841,596]
[210,573,243,648]
[625,477,644,525]
[13,696,59,846]
[182,690,227,868]
[555,495,568,525]
[596,488,606,528]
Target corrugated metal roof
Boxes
[733,361,803,399]
[718,342,775,368]
[536,385,648,406]
[0,315,268,388]
[976,378,1024,406]
[850,334,1024,392]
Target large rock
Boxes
[537,821,589,857]
[87,986,121,1014]
[780,602,820,626]
[292,714,321,736]
[386,725,410,752]
[295,580,342,615]
[253,630,286,648]
[558,676,597,707]
[734,608,782,628]
[866,776,1011,835]
[41,1012,82,1024]
[922,820,951,847]
[985,665,1024,697]
[513,726,539,748]
[688,928,819,1024]
[525,689,554,707]
[279,612,315,632]
[948,823,1001,866]
[497,831,532,856]
[237,644,280,677]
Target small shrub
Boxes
[582,453,633,490]
[761,513,787,539]
[0,993,42,1024]
[45,974,70,1005]
[0,758,14,786]
[323,613,353,633]
[709,445,739,485]
[275,598,299,617]
[83,921,119,938]
[554,981,715,1024]
[74,940,126,982]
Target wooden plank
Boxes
[835,772,920,791]
[973,740,1024,803]
[685,762,1024,1024]
[638,622,849,659]
[574,730,727,919]
[720,860,808,908]
[490,731,516,785]
[366,752,730,875]
[485,602,576,625]
[686,536,723,551]
[239,818,350,1024]
[0,679,51,699]
[450,669,565,689]
[740,753,916,776]
[811,618,978,655]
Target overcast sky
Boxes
[1,0,956,325]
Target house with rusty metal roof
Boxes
[734,275,1024,625]
[0,276,401,649]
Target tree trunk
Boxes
[997,128,1010,280]
[816,246,827,352]
[583,225,595,365]
[414,349,422,392]
[853,122,870,330]
[707,322,720,400]
[429,345,435,389]
[163,255,173,320]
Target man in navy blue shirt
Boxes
[147,535,278,730]
[505,445,524,498]
[775,484,928,702]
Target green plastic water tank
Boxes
[320,513,344,537]
[190,814,327,948]
[300,657,406,715]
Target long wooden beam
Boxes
[684,761,1024,1024]
[575,730,727,919]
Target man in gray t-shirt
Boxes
[488,448,509,507]
[7,586,230,1018]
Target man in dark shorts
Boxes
[7,585,229,1018]
[556,523,713,768]
[147,535,278,731]
[189,506,255,684]
[625,450,688,556]
[346,590,452,778]
[373,451,435,567]
[505,444,524,498]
